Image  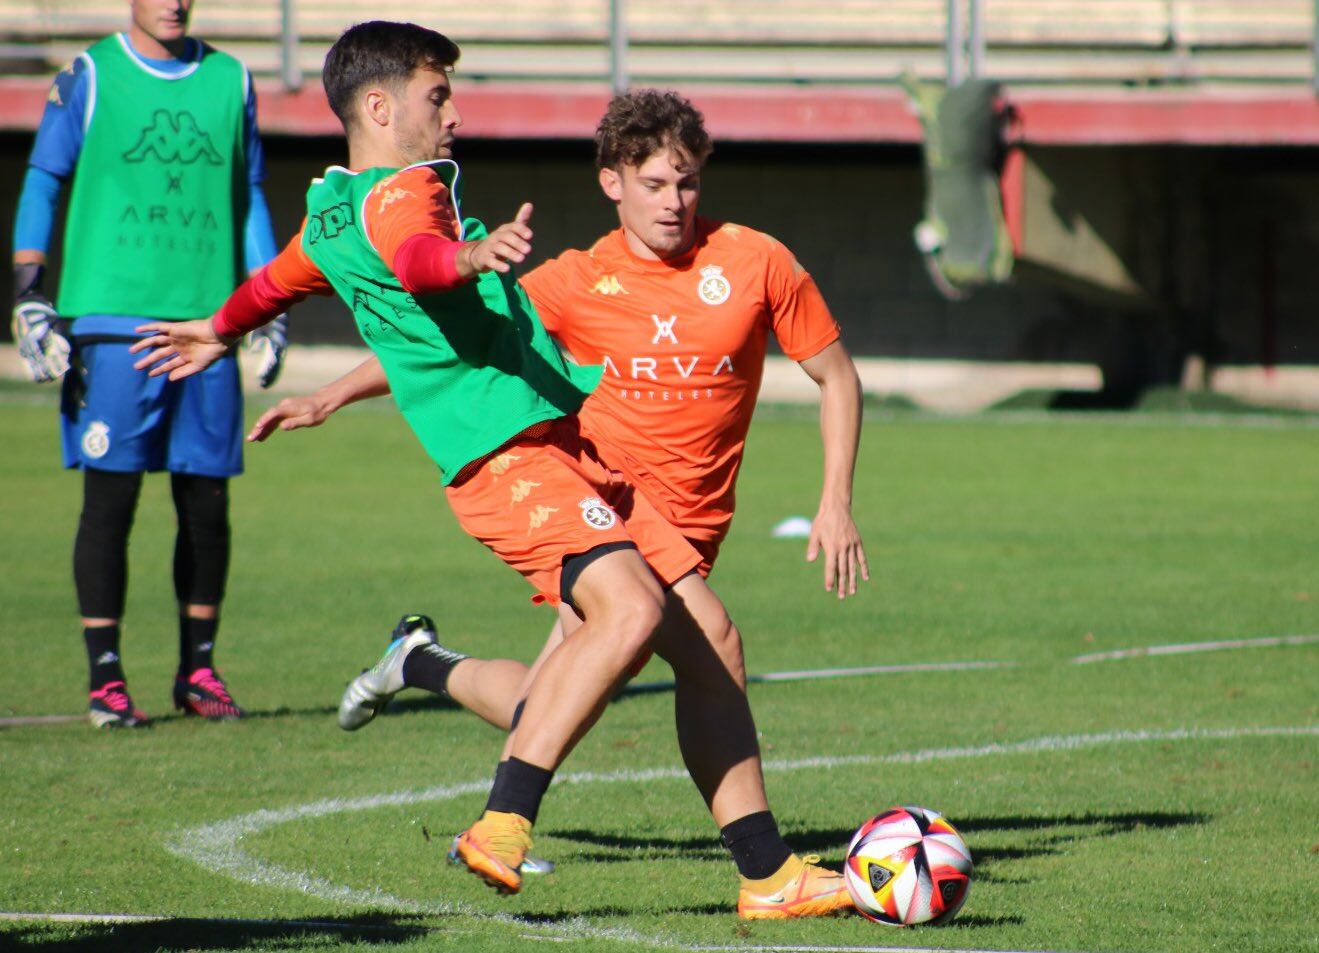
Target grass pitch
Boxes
[1,388,1316,952]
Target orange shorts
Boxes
[688,536,722,577]
[445,417,702,605]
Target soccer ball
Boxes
[844,805,972,926]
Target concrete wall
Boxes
[4,133,1317,370]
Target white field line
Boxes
[0,715,83,727]
[0,911,436,935]
[624,659,1014,695]
[4,633,1313,727]
[1071,634,1319,664]
[0,912,161,924]
[163,724,1317,951]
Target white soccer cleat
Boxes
[338,614,438,731]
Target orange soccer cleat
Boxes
[737,854,855,920]
[452,811,534,895]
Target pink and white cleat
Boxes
[173,667,245,720]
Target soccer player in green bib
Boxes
[132,21,852,917]
[10,0,287,727]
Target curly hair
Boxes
[594,89,713,171]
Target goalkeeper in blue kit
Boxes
[11,0,285,726]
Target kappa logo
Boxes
[509,479,541,505]
[579,497,617,530]
[651,314,679,345]
[81,421,110,459]
[697,264,731,306]
[377,187,412,213]
[122,109,222,165]
[307,202,355,244]
[590,275,629,296]
[527,505,559,534]
[488,452,521,478]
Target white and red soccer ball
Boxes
[844,805,972,926]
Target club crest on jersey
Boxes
[697,265,731,306]
[651,314,679,345]
[579,497,617,530]
[82,421,110,459]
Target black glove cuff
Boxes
[14,262,46,301]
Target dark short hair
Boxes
[323,21,460,130]
[594,89,713,171]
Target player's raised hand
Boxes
[464,202,533,274]
[806,504,870,601]
[130,318,232,381]
[247,395,331,442]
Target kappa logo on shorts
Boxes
[509,479,541,505]
[579,497,617,530]
[488,452,521,478]
[81,420,110,459]
[527,505,559,534]
[697,264,731,306]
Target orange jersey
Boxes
[521,218,839,546]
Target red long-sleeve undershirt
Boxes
[212,233,467,340]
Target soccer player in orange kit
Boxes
[252,88,870,912]
[257,88,867,694]
[134,35,856,915]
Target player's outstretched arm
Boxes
[798,340,870,600]
[130,317,233,381]
[134,230,328,383]
[247,356,391,442]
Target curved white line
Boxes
[165,725,1318,949]
[1071,634,1319,664]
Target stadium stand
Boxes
[0,0,1313,86]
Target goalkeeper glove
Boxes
[11,263,70,383]
[246,314,288,389]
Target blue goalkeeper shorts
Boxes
[59,318,244,477]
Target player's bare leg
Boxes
[507,550,663,768]
[454,547,664,894]
[445,657,528,729]
[653,574,852,919]
[492,616,569,760]
[652,574,765,825]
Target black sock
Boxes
[179,616,218,675]
[84,623,125,691]
[483,757,554,824]
[401,642,468,696]
[721,810,794,880]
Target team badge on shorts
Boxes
[579,497,617,530]
[81,420,111,459]
[697,264,731,306]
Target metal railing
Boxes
[4,1,1316,92]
